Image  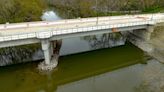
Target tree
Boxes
[0,0,47,24]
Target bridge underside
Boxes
[0,25,154,71]
[0,25,147,48]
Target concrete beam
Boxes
[50,25,147,40]
[0,38,40,48]
[0,25,147,49]
[131,25,154,41]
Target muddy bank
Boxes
[149,23,164,63]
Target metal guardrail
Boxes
[0,20,158,42]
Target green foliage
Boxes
[143,6,164,13]
[0,0,47,24]
[51,0,164,18]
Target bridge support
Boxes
[146,25,154,40]
[125,25,155,53]
[38,39,58,71]
[41,39,51,65]
[131,25,154,41]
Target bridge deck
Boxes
[0,13,164,42]
[0,18,148,35]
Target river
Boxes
[0,9,164,92]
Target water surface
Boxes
[0,43,148,92]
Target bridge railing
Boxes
[0,17,136,30]
[0,13,163,30]
[0,20,157,42]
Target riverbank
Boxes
[149,23,164,63]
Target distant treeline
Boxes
[49,0,164,18]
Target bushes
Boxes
[51,0,164,18]
[0,0,47,24]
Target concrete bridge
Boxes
[0,13,164,70]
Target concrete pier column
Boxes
[145,25,154,41]
[41,39,51,65]
[38,39,58,71]
[147,25,154,33]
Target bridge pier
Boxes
[41,39,51,65]
[146,25,154,40]
[38,39,58,71]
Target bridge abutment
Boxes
[131,25,154,41]
[125,25,155,53]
